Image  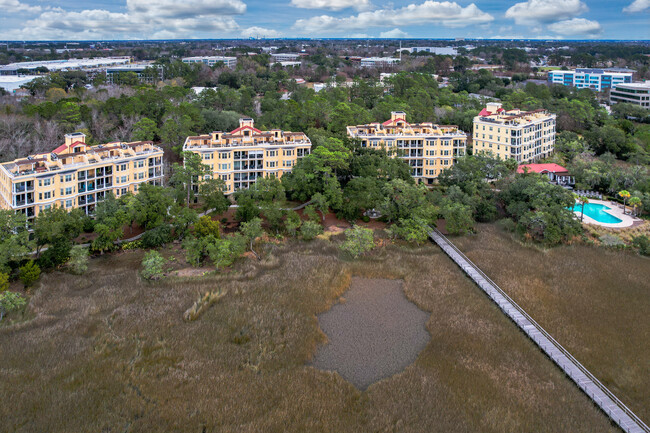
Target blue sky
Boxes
[0,0,649,40]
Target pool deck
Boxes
[573,199,639,228]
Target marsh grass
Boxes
[453,223,650,422]
[0,236,621,432]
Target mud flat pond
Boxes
[310,277,430,390]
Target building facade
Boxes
[181,56,237,69]
[346,112,467,184]
[609,82,650,109]
[548,68,633,91]
[360,57,401,68]
[270,53,301,62]
[472,102,556,163]
[0,133,164,221]
[182,118,311,194]
[105,64,163,85]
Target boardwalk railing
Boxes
[428,227,649,433]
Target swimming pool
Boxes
[571,203,622,224]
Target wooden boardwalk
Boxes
[428,228,649,433]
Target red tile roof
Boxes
[229,125,262,135]
[517,163,568,174]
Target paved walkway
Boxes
[428,228,649,433]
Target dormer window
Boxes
[244,130,250,137]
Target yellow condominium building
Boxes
[0,132,164,220]
[346,111,467,184]
[182,118,311,194]
[472,102,556,163]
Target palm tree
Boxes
[578,196,589,222]
[618,190,631,214]
[629,196,642,217]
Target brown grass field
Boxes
[0,233,628,432]
[453,224,650,423]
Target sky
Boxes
[0,0,649,41]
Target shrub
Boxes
[194,216,221,239]
[0,291,26,322]
[300,221,323,240]
[68,245,89,275]
[37,238,72,270]
[121,240,143,250]
[18,261,41,288]
[303,205,320,222]
[207,237,244,270]
[285,211,302,237]
[497,218,516,233]
[340,226,375,258]
[0,272,9,292]
[632,235,650,256]
[599,234,625,248]
[140,251,166,280]
[140,225,173,249]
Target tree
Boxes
[300,220,323,240]
[240,218,264,259]
[388,217,431,244]
[340,226,375,258]
[618,190,631,214]
[200,178,230,214]
[170,152,210,206]
[261,202,285,234]
[68,245,89,275]
[92,193,128,253]
[141,250,166,280]
[577,195,589,222]
[132,184,174,230]
[629,196,642,217]
[442,203,474,235]
[285,211,302,237]
[235,194,260,222]
[0,291,26,322]
[131,117,159,142]
[170,205,198,240]
[0,210,33,273]
[33,206,83,258]
[18,261,41,288]
[0,272,9,292]
[311,192,329,221]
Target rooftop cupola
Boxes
[239,118,255,129]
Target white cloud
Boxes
[547,17,601,36]
[290,0,371,11]
[240,26,282,38]
[380,28,408,38]
[505,0,588,25]
[4,0,245,40]
[623,0,650,13]
[126,0,245,17]
[293,1,493,34]
[0,0,41,13]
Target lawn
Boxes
[0,235,619,432]
[453,223,650,423]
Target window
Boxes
[117,163,127,172]
[267,150,277,157]
[220,163,229,170]
[65,199,73,208]
[38,178,52,187]
[267,161,276,168]
[284,149,293,157]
